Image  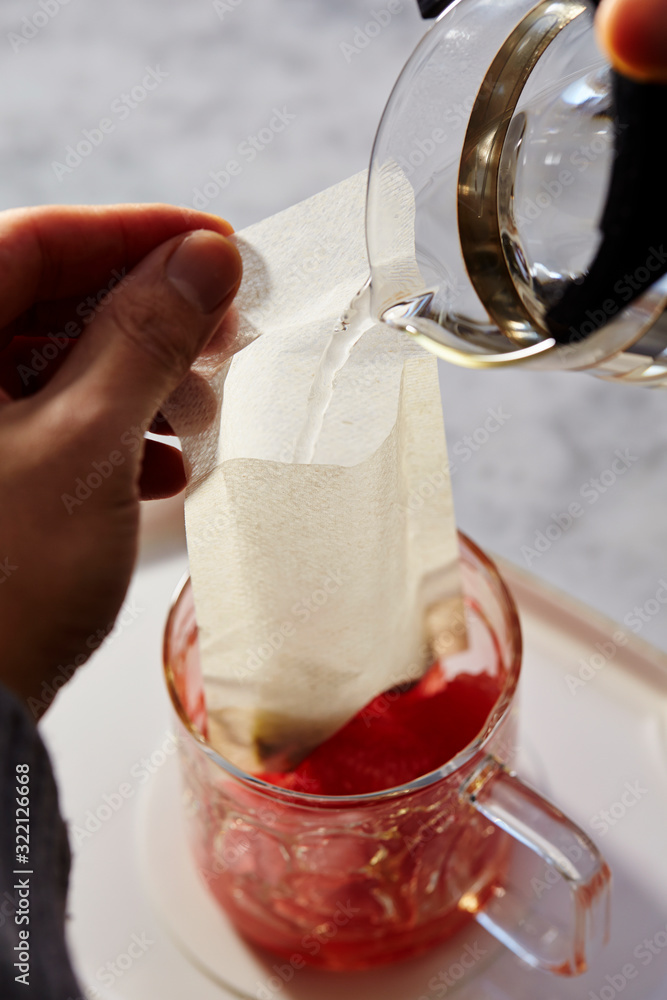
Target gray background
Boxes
[2,0,667,647]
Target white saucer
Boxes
[41,515,667,1000]
[138,753,502,999]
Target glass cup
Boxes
[163,534,610,975]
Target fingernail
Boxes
[166,230,242,314]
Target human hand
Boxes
[0,204,242,715]
[596,0,667,83]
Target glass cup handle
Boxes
[460,755,611,975]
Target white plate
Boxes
[41,500,667,1000]
[140,752,504,1000]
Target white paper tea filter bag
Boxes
[170,171,466,773]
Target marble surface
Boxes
[2,0,667,648]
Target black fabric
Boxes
[0,685,81,999]
[542,0,667,341]
[416,0,452,18]
[546,70,667,342]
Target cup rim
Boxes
[163,532,522,805]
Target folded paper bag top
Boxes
[166,171,466,774]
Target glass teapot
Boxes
[367,0,667,385]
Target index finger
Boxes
[596,0,667,83]
[0,203,234,333]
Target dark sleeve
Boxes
[0,684,82,999]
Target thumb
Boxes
[48,228,242,430]
[596,0,667,83]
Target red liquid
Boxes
[173,594,513,971]
[259,663,501,795]
[182,662,510,970]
